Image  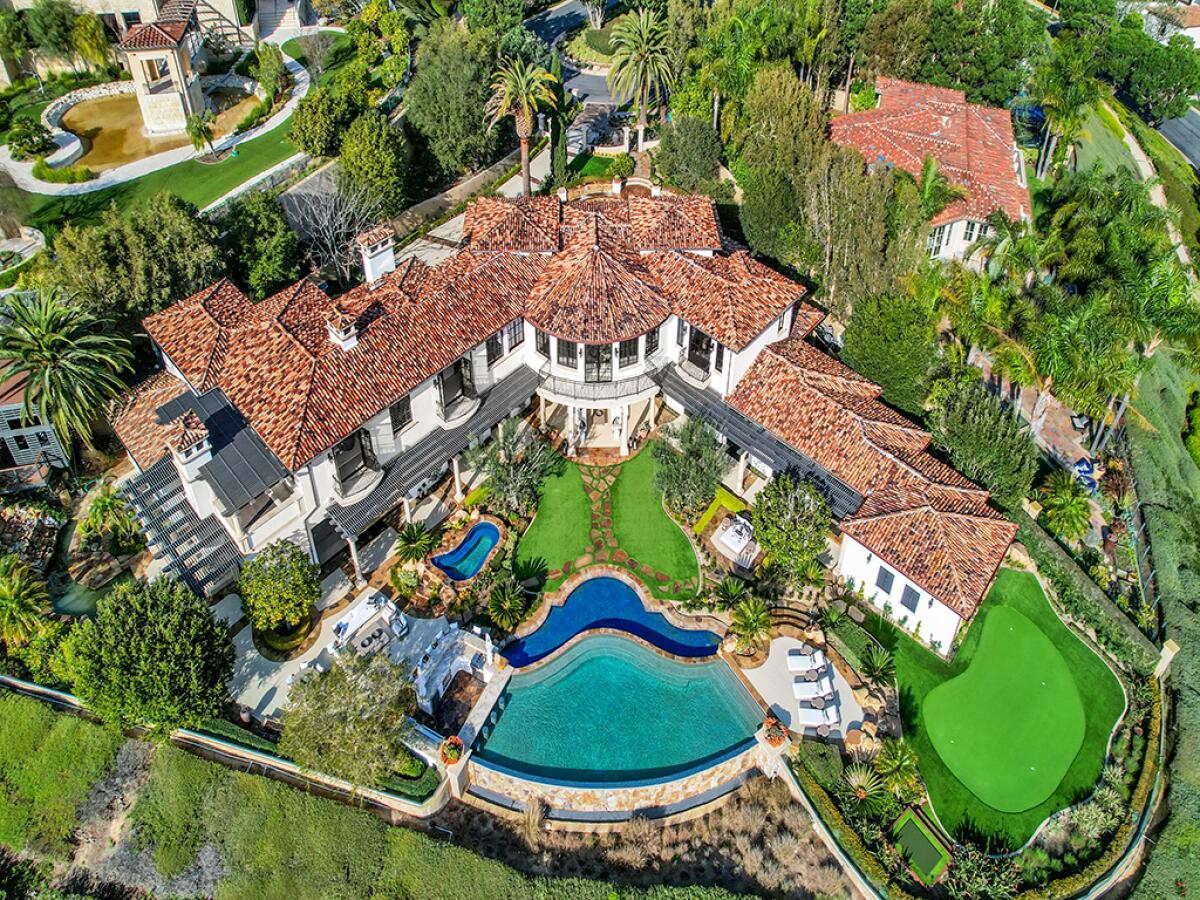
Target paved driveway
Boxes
[1158,108,1200,171]
[526,0,618,105]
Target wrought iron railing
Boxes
[537,356,671,404]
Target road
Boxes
[525,0,616,105]
[1157,108,1200,171]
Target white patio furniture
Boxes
[794,704,840,729]
[787,648,827,672]
[792,675,835,700]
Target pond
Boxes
[61,89,259,170]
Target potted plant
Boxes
[763,717,788,747]
[440,735,465,765]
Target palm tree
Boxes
[841,763,885,812]
[186,109,217,158]
[1117,257,1200,361]
[0,289,132,452]
[1038,469,1092,543]
[712,575,747,611]
[82,484,139,546]
[859,644,895,697]
[938,266,1016,351]
[488,578,529,632]
[394,522,437,562]
[0,554,48,648]
[915,155,968,222]
[967,210,1063,287]
[487,58,557,198]
[873,738,920,798]
[730,596,771,653]
[608,9,673,151]
[1031,34,1103,180]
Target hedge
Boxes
[1008,509,1158,674]
[1015,680,1162,900]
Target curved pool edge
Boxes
[429,514,506,583]
[514,625,719,673]
[513,565,726,644]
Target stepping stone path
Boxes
[574,462,687,598]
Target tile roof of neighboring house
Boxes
[140,193,812,470]
[729,338,1015,617]
[830,76,1031,226]
[0,373,26,407]
[1153,3,1200,28]
[111,371,189,470]
[120,19,189,49]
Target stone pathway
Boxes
[545,461,699,598]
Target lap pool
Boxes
[475,633,762,784]
[503,575,719,667]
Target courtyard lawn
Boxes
[868,568,1125,847]
[2,118,298,236]
[568,153,614,179]
[516,460,593,585]
[611,446,700,592]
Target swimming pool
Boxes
[475,633,762,784]
[432,521,500,581]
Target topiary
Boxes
[607,153,634,178]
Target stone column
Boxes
[737,450,748,489]
[620,403,630,456]
[452,455,464,502]
[347,536,364,585]
[650,397,657,428]
[402,496,413,523]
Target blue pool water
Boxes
[432,521,500,581]
[475,633,762,784]
[503,576,719,667]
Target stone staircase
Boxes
[256,0,300,38]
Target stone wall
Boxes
[466,739,766,814]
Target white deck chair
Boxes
[792,675,834,700]
[787,647,827,672]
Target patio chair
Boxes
[792,675,835,700]
[787,648,827,672]
[390,612,409,638]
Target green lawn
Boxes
[868,568,1125,847]
[693,486,747,536]
[1,118,297,236]
[516,460,593,581]
[568,153,614,178]
[1074,107,1139,178]
[280,31,356,88]
[610,446,699,589]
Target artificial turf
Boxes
[923,605,1086,813]
[867,568,1125,848]
[516,460,593,582]
[610,446,699,588]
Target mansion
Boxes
[112,186,1016,652]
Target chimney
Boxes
[556,186,567,202]
[326,303,358,352]
[356,225,396,283]
[166,411,211,483]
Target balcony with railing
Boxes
[537,356,670,405]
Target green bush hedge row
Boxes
[31,156,95,183]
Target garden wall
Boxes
[466,739,765,815]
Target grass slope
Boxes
[610,447,698,587]
[280,31,356,88]
[869,569,1124,847]
[1074,107,1139,177]
[516,460,593,581]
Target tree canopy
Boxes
[842,283,940,416]
[221,191,301,300]
[751,474,832,586]
[652,417,728,519]
[338,111,411,216]
[238,539,320,633]
[72,579,233,732]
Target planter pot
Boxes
[440,736,465,766]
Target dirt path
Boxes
[70,740,152,873]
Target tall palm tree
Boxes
[915,155,968,222]
[1117,256,1200,361]
[0,554,48,649]
[873,738,920,798]
[938,265,1017,351]
[1031,34,1103,180]
[608,9,673,151]
[730,596,771,653]
[967,210,1063,287]
[487,57,558,198]
[0,289,132,453]
[186,109,217,158]
[1038,469,1092,543]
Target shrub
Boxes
[7,119,54,161]
[655,115,722,191]
[842,292,939,416]
[130,745,221,877]
[794,740,844,791]
[608,153,634,178]
[289,85,361,157]
[30,156,94,183]
[653,416,728,519]
[234,98,272,133]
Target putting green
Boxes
[923,606,1086,813]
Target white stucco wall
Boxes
[836,534,963,652]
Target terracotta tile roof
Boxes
[138,193,808,469]
[111,370,189,469]
[356,225,394,248]
[729,338,1014,617]
[830,77,1031,226]
[1153,4,1200,28]
[165,410,206,453]
[646,251,822,350]
[525,215,671,343]
[120,19,189,49]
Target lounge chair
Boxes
[787,648,826,672]
[792,675,834,700]
[794,704,840,729]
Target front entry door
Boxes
[584,344,613,382]
[688,328,713,372]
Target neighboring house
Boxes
[830,77,1031,262]
[119,0,206,135]
[112,186,1015,650]
[0,373,69,470]
[1146,4,1200,45]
